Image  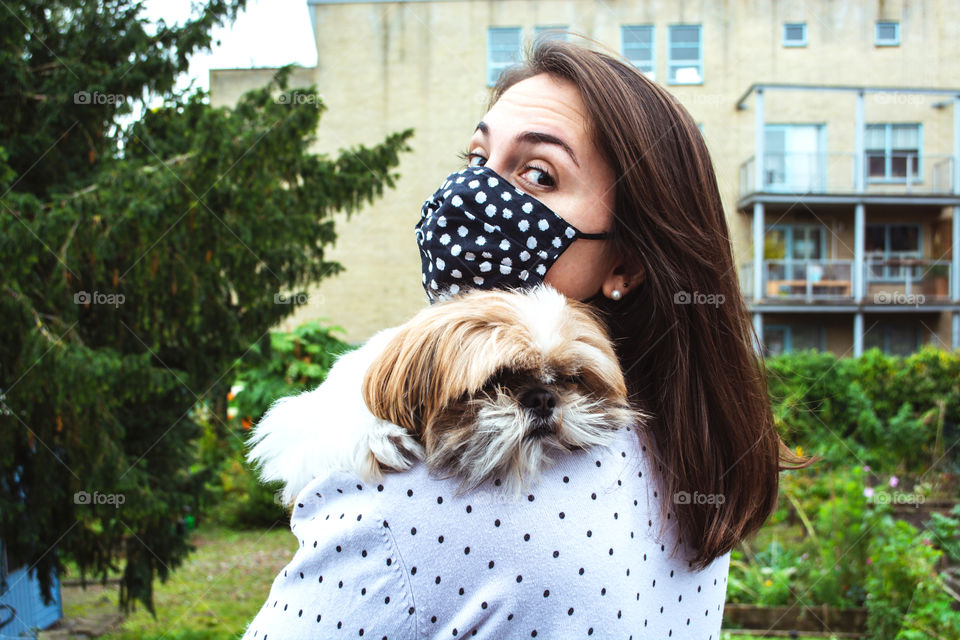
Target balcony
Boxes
[740,257,953,305]
[739,152,956,198]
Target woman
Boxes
[243,38,804,639]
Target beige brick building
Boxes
[211,0,960,356]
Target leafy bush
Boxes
[729,464,960,636]
[729,466,880,608]
[203,322,352,528]
[767,347,960,473]
[727,539,801,605]
[865,514,958,640]
[229,321,352,427]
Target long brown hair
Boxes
[493,39,808,569]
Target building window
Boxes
[783,23,807,47]
[866,123,921,182]
[622,25,655,79]
[764,324,824,356]
[763,124,826,192]
[865,223,922,282]
[487,27,523,86]
[765,224,827,287]
[667,24,702,84]
[864,322,921,356]
[534,26,568,43]
[875,21,900,46]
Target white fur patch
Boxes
[246,327,421,504]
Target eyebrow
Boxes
[475,121,580,168]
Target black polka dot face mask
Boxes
[416,166,609,302]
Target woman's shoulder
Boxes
[270,425,730,639]
[302,425,650,525]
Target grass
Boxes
[59,525,295,640]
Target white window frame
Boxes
[783,22,807,47]
[621,25,655,80]
[865,123,923,184]
[865,223,923,282]
[487,27,523,87]
[667,24,703,85]
[875,21,900,46]
[763,123,828,193]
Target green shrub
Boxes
[727,540,801,606]
[730,464,960,636]
[203,322,352,528]
[766,347,960,473]
[230,321,353,427]
[865,515,954,640]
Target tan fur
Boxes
[361,287,637,486]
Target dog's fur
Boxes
[248,286,639,504]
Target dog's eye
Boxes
[486,370,510,389]
[564,373,586,386]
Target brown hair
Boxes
[493,38,809,568]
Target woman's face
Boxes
[464,73,630,301]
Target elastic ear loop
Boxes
[576,231,611,240]
[573,230,613,300]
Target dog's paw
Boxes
[357,420,425,479]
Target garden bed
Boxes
[723,603,867,637]
[892,499,960,530]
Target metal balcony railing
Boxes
[739,152,955,197]
[740,258,953,303]
[864,256,953,303]
[761,259,854,301]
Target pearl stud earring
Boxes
[611,289,622,301]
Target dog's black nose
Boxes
[520,388,556,418]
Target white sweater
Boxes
[242,427,730,640]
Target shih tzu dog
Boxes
[247,285,640,504]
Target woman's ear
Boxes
[600,263,644,300]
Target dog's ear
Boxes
[361,321,435,436]
[361,292,528,438]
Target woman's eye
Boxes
[457,150,487,167]
[521,165,556,187]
